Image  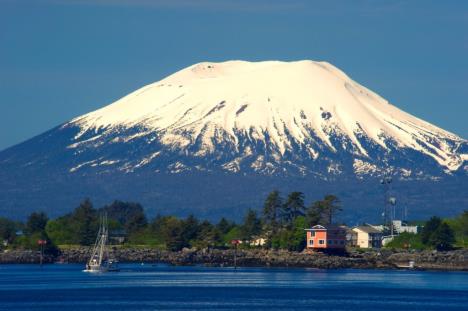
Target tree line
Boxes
[0,191,341,253]
[0,191,466,253]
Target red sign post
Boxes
[231,239,240,269]
[37,239,47,267]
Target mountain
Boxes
[1,60,467,221]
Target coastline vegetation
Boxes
[0,192,466,255]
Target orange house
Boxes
[305,225,347,250]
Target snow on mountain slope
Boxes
[68,60,466,173]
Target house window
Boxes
[311,231,316,237]
[309,240,314,246]
[319,240,325,245]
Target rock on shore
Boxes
[1,248,467,271]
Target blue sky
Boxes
[0,0,467,150]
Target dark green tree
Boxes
[195,220,222,248]
[421,216,442,245]
[306,195,342,226]
[458,211,468,237]
[0,217,17,244]
[102,201,147,234]
[321,195,342,225]
[428,222,455,251]
[451,210,468,246]
[282,192,305,226]
[25,212,48,235]
[182,215,200,243]
[125,211,148,235]
[216,217,234,235]
[262,190,283,231]
[22,212,59,255]
[72,199,98,245]
[305,202,323,227]
[150,214,164,234]
[161,217,186,251]
[241,209,262,241]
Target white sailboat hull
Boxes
[83,265,108,273]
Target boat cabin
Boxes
[305,225,347,250]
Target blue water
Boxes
[0,264,467,310]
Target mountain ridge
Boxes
[0,60,466,220]
[65,60,466,175]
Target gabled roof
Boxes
[305,224,347,231]
[353,226,382,234]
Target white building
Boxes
[352,226,383,248]
[392,220,418,234]
[370,220,418,235]
[249,237,267,246]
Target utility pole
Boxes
[37,239,47,267]
[231,239,240,270]
[381,175,390,233]
[381,173,397,237]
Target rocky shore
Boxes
[1,247,467,271]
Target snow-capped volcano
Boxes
[1,60,467,220]
[69,60,466,175]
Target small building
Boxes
[249,236,267,247]
[370,220,418,235]
[109,229,127,244]
[305,225,347,250]
[352,226,383,248]
[392,220,418,234]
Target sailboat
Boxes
[84,214,119,273]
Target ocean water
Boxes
[0,264,467,310]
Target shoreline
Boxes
[1,248,467,271]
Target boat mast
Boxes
[97,213,108,266]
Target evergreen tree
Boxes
[458,211,468,238]
[0,217,17,244]
[25,212,48,235]
[161,217,185,251]
[150,214,164,233]
[428,222,455,251]
[182,215,200,243]
[262,190,283,232]
[421,216,442,245]
[282,192,305,226]
[196,220,221,248]
[321,195,342,225]
[125,212,148,235]
[305,201,323,227]
[23,212,58,255]
[451,210,468,246]
[216,217,234,235]
[306,195,342,226]
[102,200,147,234]
[72,199,98,245]
[241,209,262,241]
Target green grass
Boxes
[384,232,427,250]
